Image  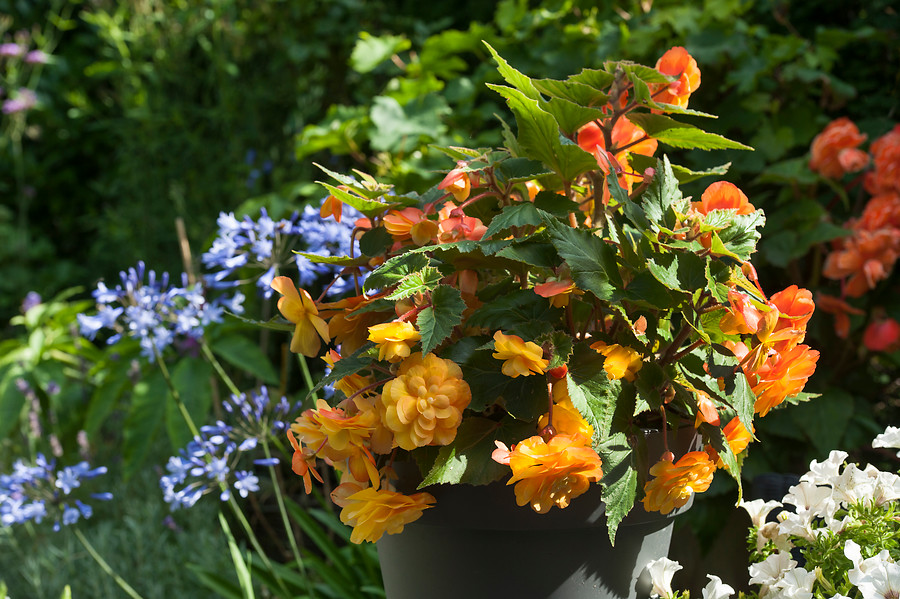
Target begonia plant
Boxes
[271,44,820,545]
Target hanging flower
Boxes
[270,276,329,357]
[691,181,755,216]
[534,278,581,308]
[654,46,701,109]
[642,451,715,514]
[809,117,869,179]
[495,433,603,514]
[646,556,683,599]
[379,353,471,450]
[590,341,643,381]
[492,331,549,377]
[331,483,435,544]
[437,164,472,202]
[383,207,439,246]
[368,321,421,362]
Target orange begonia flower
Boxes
[654,46,701,109]
[271,276,330,357]
[706,417,754,469]
[498,433,603,514]
[590,341,643,382]
[809,117,869,179]
[379,352,472,450]
[492,331,549,377]
[320,294,392,355]
[863,316,900,352]
[865,125,900,195]
[767,285,815,351]
[383,207,439,246]
[367,321,421,363]
[437,165,472,203]
[534,278,581,308]
[823,228,900,297]
[538,384,595,444]
[331,483,435,544]
[694,391,720,427]
[691,181,755,216]
[287,429,323,494]
[437,213,487,243]
[855,193,900,231]
[320,186,346,223]
[815,293,864,339]
[642,451,715,514]
[737,343,820,417]
[577,118,659,196]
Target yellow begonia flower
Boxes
[379,352,471,450]
[492,331,549,377]
[538,384,594,444]
[367,321,421,363]
[590,341,643,382]
[331,483,435,544]
[271,276,329,357]
[642,451,715,514]
[503,434,603,514]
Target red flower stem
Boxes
[668,339,706,365]
[342,378,394,404]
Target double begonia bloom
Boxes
[437,165,471,203]
[731,341,820,416]
[331,483,435,544]
[653,46,701,109]
[865,125,900,194]
[368,321,421,363]
[863,316,900,352]
[379,352,472,450]
[497,433,603,514]
[855,193,900,231]
[815,293,864,339]
[809,117,869,179]
[767,285,815,351]
[642,451,715,514]
[590,341,643,382]
[383,207,439,246]
[492,331,549,377]
[823,228,900,297]
[271,276,330,357]
[538,388,595,444]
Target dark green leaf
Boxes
[495,157,553,185]
[123,370,168,480]
[597,432,638,546]
[466,289,558,338]
[419,417,509,487]
[209,335,280,384]
[533,78,610,107]
[359,227,394,257]
[543,217,621,300]
[460,349,546,419]
[482,203,543,240]
[386,267,444,301]
[364,252,433,292]
[483,42,540,100]
[167,358,214,449]
[626,113,753,151]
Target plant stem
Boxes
[73,528,146,599]
[152,347,201,438]
[201,341,242,397]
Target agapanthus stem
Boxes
[201,341,242,397]
[73,528,146,599]
[152,347,201,439]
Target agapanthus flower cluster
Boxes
[77,261,243,359]
[160,387,291,509]
[812,119,900,346]
[201,201,367,301]
[0,454,112,531]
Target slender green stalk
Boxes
[297,354,317,407]
[73,528,146,599]
[152,347,200,438]
[201,340,242,397]
[225,493,294,598]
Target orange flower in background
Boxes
[642,451,715,514]
[379,352,472,450]
[822,228,900,297]
[534,278,580,308]
[863,316,900,352]
[270,276,330,357]
[492,331,549,377]
[590,341,643,381]
[816,293,864,338]
[691,181,756,216]
[497,433,603,514]
[383,207,439,246]
[437,164,472,203]
[854,193,900,231]
[653,46,701,109]
[368,321,421,363]
[331,484,435,544]
[809,117,869,179]
[865,125,900,195]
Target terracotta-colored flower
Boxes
[331,483,435,544]
[271,276,330,357]
[653,46,701,109]
[855,193,900,231]
[383,207,439,246]
[437,212,487,243]
[642,451,715,514]
[691,181,755,216]
[590,341,643,381]
[809,117,868,179]
[823,228,900,297]
[498,433,603,513]
[863,316,900,352]
[287,429,323,494]
[767,285,815,351]
[706,417,753,469]
[379,352,472,450]
[534,278,581,308]
[865,125,900,195]
[320,186,346,222]
[368,321,421,363]
[437,164,472,203]
[815,293,864,339]
[492,331,549,377]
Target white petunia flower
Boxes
[771,566,816,599]
[832,463,875,507]
[749,551,797,587]
[741,498,783,527]
[853,556,900,599]
[782,481,834,518]
[873,426,900,457]
[646,557,682,599]
[702,574,735,599]
[777,510,816,543]
[800,450,848,486]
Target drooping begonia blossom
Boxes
[642,451,715,514]
[379,352,471,450]
[331,483,435,544]
[590,341,643,381]
[654,46,701,109]
[492,330,549,377]
[809,117,869,179]
[691,181,756,216]
[270,276,329,357]
[437,164,471,203]
[367,321,421,362]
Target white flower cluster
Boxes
[645,425,900,599]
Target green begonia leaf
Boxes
[626,113,753,151]
[418,285,466,355]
